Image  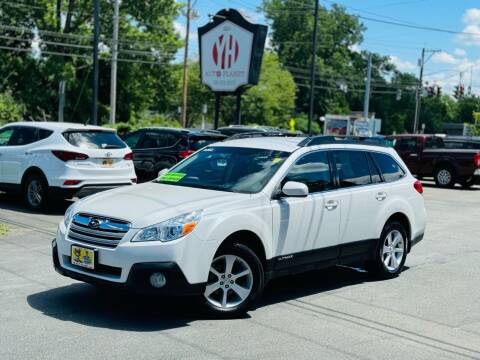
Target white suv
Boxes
[0,122,136,210]
[53,136,426,315]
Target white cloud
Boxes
[454,48,467,57]
[463,8,480,25]
[174,20,197,41]
[238,8,262,23]
[458,8,480,46]
[349,43,361,53]
[457,24,480,46]
[389,55,416,72]
[432,51,459,64]
[424,57,480,95]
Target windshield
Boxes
[155,146,290,193]
[63,130,126,149]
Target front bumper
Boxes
[52,239,205,295]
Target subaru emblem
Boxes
[88,218,101,229]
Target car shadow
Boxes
[27,265,406,331]
[27,283,226,332]
[259,265,408,308]
[0,191,73,215]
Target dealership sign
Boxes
[198,9,268,94]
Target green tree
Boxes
[263,1,365,116]
[0,91,24,123]
[454,96,480,123]
[0,0,181,123]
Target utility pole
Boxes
[468,66,473,95]
[109,0,120,125]
[58,80,66,122]
[180,0,192,128]
[413,48,440,133]
[91,0,100,125]
[363,53,373,121]
[307,0,320,136]
[413,48,425,134]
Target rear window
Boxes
[425,137,444,149]
[372,152,405,182]
[444,141,480,149]
[331,150,372,188]
[189,137,224,151]
[63,130,126,149]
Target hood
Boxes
[74,182,251,228]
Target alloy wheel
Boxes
[382,229,405,272]
[437,169,452,186]
[27,180,43,207]
[204,254,253,309]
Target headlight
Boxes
[64,204,75,227]
[132,210,202,242]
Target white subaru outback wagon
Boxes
[53,136,426,315]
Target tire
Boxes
[368,221,408,279]
[434,166,455,188]
[203,243,264,317]
[23,174,49,210]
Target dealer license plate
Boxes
[71,245,95,269]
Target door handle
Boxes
[325,200,338,211]
[376,192,387,201]
[409,153,418,157]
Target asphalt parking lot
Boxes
[0,183,479,360]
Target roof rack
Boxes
[299,136,390,147]
[227,132,301,140]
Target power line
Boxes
[357,15,480,38]
[0,43,175,65]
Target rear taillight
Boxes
[52,150,89,162]
[475,153,480,168]
[414,180,423,194]
[63,180,81,186]
[124,152,133,160]
[178,149,195,159]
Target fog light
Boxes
[149,272,166,288]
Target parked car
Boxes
[0,122,136,210]
[387,134,480,188]
[123,127,226,182]
[444,136,480,150]
[217,125,268,137]
[53,136,426,316]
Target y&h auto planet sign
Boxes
[198,9,268,94]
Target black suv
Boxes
[124,128,226,182]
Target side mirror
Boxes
[282,181,309,197]
[158,168,169,178]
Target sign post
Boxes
[198,9,267,128]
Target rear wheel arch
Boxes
[433,160,456,174]
[384,212,412,251]
[21,167,49,188]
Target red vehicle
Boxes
[387,135,480,188]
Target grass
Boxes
[0,223,10,237]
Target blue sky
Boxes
[175,0,480,94]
